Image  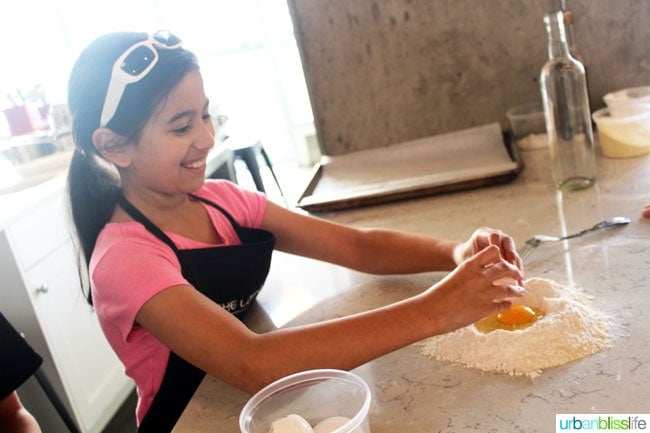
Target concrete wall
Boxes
[288,0,650,155]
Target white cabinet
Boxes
[0,187,133,433]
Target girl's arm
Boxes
[261,202,522,276]
[136,245,523,394]
[137,201,524,394]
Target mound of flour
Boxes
[419,278,613,378]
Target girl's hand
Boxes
[425,245,524,334]
[453,227,523,281]
[642,204,650,219]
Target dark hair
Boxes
[66,32,199,303]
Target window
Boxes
[0,0,315,163]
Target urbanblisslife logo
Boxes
[556,414,649,432]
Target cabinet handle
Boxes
[35,285,49,295]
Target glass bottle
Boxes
[540,10,596,191]
[562,11,584,65]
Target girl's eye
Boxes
[173,124,191,135]
[171,114,211,135]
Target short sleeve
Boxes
[198,180,267,228]
[91,225,189,343]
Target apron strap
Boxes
[117,193,179,252]
[189,193,242,230]
[118,192,245,250]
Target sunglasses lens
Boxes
[120,45,157,76]
[153,30,182,47]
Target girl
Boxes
[66,31,524,432]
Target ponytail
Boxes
[66,150,120,304]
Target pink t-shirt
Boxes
[90,180,267,424]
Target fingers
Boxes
[485,259,524,291]
[493,299,514,311]
[428,248,526,333]
[470,227,524,277]
[472,230,492,252]
[471,247,525,301]
[473,244,502,267]
[500,235,523,272]
[491,280,525,303]
[464,247,524,293]
[642,204,650,219]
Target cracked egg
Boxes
[474,304,545,333]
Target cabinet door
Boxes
[7,192,69,270]
[26,240,132,433]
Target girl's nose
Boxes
[196,117,216,150]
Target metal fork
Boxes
[518,216,631,262]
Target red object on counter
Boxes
[3,103,50,136]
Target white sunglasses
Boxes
[99,30,183,127]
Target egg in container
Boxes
[239,369,371,433]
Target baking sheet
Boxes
[297,123,522,213]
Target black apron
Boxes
[116,193,275,433]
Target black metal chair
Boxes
[226,135,288,206]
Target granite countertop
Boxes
[172,144,650,432]
[0,171,68,230]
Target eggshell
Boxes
[491,276,525,303]
[493,277,517,286]
[313,416,363,433]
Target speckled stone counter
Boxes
[173,146,650,432]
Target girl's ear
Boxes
[92,128,132,168]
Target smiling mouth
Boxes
[181,159,206,169]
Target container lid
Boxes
[592,107,650,124]
[604,86,650,104]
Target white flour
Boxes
[419,278,613,379]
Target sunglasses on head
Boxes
[99,30,183,127]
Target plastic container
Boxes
[603,86,650,117]
[239,369,371,433]
[506,102,547,150]
[592,107,650,158]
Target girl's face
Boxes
[121,69,216,199]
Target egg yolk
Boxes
[474,304,544,333]
[497,304,538,325]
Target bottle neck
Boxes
[563,11,578,53]
[544,11,570,60]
